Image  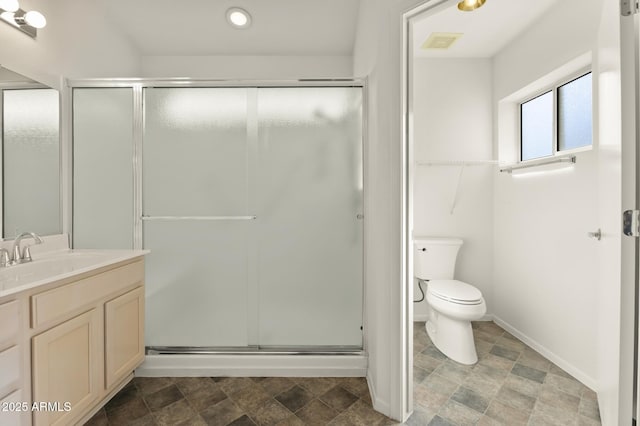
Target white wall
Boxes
[492,0,605,393]
[141,55,352,79]
[353,1,396,416]
[0,0,141,87]
[353,0,428,421]
[492,0,601,100]
[493,156,599,384]
[412,58,494,320]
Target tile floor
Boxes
[85,321,602,425]
[410,321,602,425]
[85,376,395,426]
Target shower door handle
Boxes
[141,215,257,221]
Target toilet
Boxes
[414,237,486,365]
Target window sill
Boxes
[499,155,576,174]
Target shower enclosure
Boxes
[72,82,364,354]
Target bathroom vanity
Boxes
[0,235,148,425]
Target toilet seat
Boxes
[428,280,483,305]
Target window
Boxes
[520,72,592,161]
[521,91,553,161]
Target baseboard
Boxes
[413,313,429,322]
[135,354,367,378]
[492,315,597,391]
[367,371,390,416]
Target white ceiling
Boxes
[100,0,361,56]
[413,0,559,58]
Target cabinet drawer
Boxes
[31,261,143,328]
[0,300,20,350]
[0,345,20,398]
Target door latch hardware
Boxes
[621,0,639,16]
[623,210,640,237]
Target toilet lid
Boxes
[428,280,483,304]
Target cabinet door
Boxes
[0,389,28,426]
[0,345,21,399]
[105,287,144,389]
[32,309,101,426]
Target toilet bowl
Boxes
[414,238,486,365]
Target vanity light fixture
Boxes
[457,0,486,11]
[226,7,251,29]
[0,0,46,38]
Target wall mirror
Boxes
[0,66,60,239]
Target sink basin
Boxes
[0,249,148,293]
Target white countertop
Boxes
[0,248,149,299]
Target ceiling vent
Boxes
[421,32,463,50]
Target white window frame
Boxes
[518,68,593,163]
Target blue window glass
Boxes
[558,73,592,151]
[520,91,553,161]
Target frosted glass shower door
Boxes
[73,88,134,248]
[256,88,363,348]
[142,86,363,350]
[143,88,252,347]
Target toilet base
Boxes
[426,312,478,365]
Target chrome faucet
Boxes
[11,232,43,265]
[0,249,9,267]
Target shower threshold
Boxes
[146,346,364,356]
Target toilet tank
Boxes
[413,237,463,280]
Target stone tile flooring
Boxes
[85,321,602,425]
[408,321,602,425]
[85,376,395,426]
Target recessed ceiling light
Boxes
[226,7,251,29]
[457,0,486,12]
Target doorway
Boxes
[402,0,625,423]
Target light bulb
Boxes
[464,0,477,5]
[230,11,247,26]
[226,8,251,28]
[0,11,14,22]
[24,10,45,28]
[0,0,19,13]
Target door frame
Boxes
[399,0,637,423]
[400,0,472,419]
[620,7,640,423]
